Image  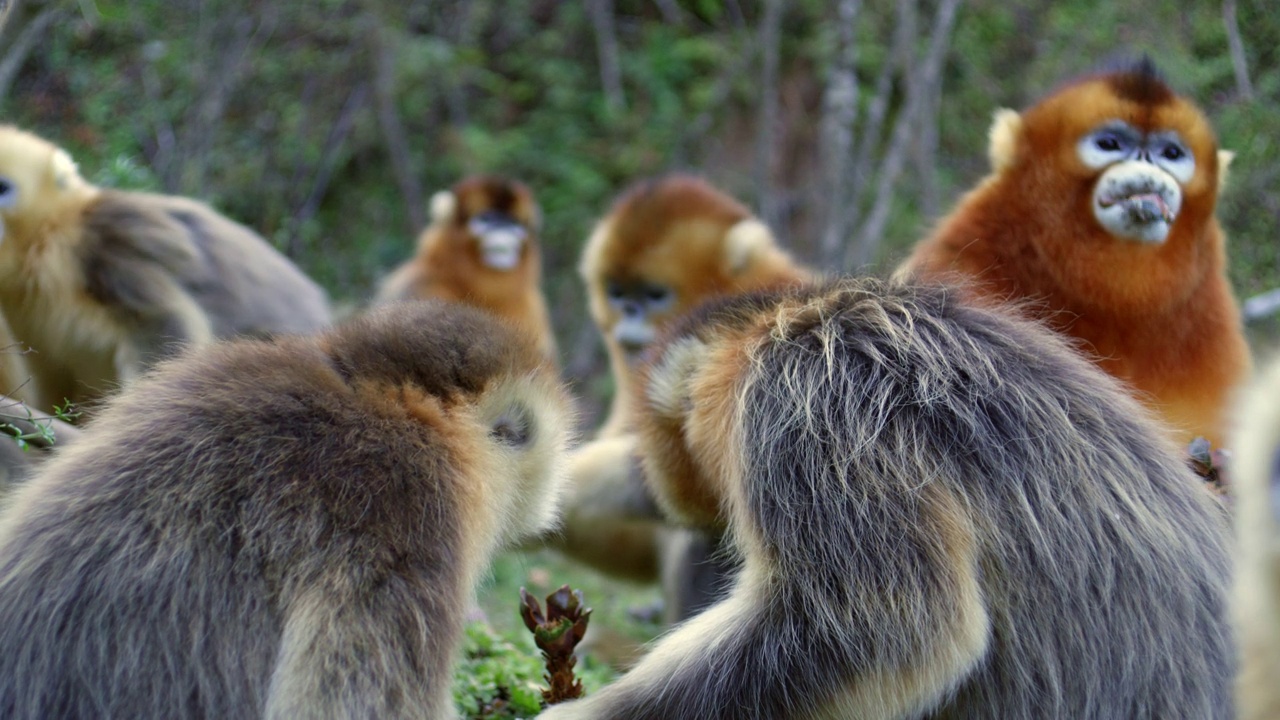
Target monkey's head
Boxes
[0,125,97,250]
[580,175,806,365]
[991,59,1227,249]
[327,301,574,543]
[426,175,540,273]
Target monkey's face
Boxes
[0,126,93,248]
[602,277,676,358]
[1077,122,1193,244]
[1018,75,1221,250]
[438,176,540,273]
[465,210,530,271]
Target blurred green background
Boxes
[3,0,1277,428]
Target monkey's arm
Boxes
[81,193,216,376]
[547,434,665,581]
[539,486,991,720]
[265,565,448,720]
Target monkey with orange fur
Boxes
[898,59,1249,448]
[557,175,811,624]
[375,176,557,363]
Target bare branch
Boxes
[288,81,371,257]
[587,0,626,113]
[367,15,426,235]
[754,0,786,230]
[847,0,963,268]
[817,0,862,266]
[1223,0,1254,101]
[842,0,914,237]
[0,5,63,106]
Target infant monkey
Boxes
[542,277,1234,719]
[0,301,572,719]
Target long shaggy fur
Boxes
[0,301,572,719]
[898,61,1250,446]
[543,277,1235,719]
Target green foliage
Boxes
[452,623,548,719]
[452,620,615,719]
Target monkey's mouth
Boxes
[1091,162,1183,244]
[471,218,527,271]
[1097,189,1175,224]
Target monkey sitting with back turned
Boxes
[0,125,332,413]
[0,301,573,719]
[541,277,1235,719]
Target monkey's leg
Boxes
[658,527,739,623]
[265,566,451,720]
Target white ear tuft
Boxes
[429,190,457,224]
[987,109,1022,174]
[50,149,83,190]
[1217,150,1234,194]
[724,218,775,274]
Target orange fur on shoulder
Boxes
[376,176,557,364]
[899,62,1250,447]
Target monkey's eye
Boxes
[0,177,15,208]
[491,412,531,447]
[644,286,670,303]
[1161,145,1184,161]
[606,282,627,301]
[1095,135,1122,152]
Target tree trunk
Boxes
[847,0,963,269]
[817,0,862,267]
[754,0,785,230]
[587,0,626,113]
[1223,0,1254,101]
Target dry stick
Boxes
[520,585,592,705]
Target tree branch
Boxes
[817,0,862,266]
[587,0,626,113]
[1223,0,1254,101]
[754,0,785,230]
[847,0,963,268]
[0,5,63,107]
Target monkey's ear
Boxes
[987,109,1023,174]
[724,218,775,275]
[50,149,83,190]
[430,190,458,224]
[1217,150,1234,194]
[644,336,709,422]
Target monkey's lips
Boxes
[1097,190,1176,225]
[1091,163,1183,245]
